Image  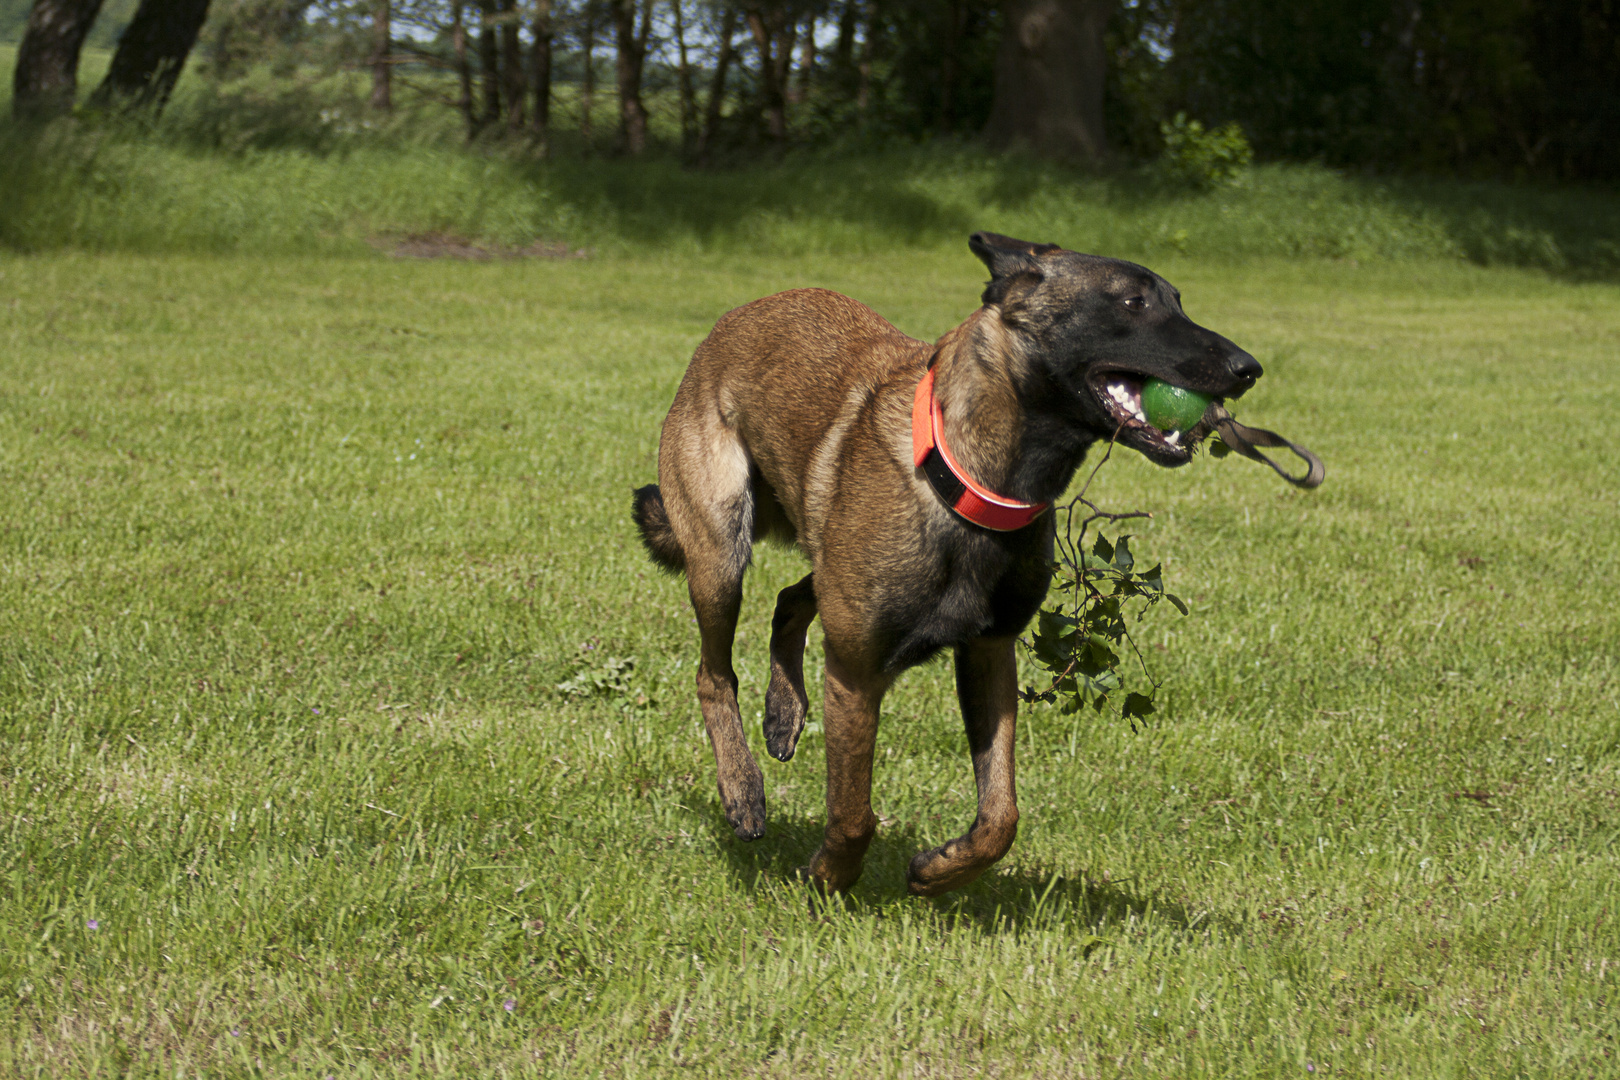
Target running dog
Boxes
[632,233,1262,896]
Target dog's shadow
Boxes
[701,797,1218,936]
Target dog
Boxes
[632,233,1262,897]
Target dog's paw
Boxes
[906,846,988,897]
[724,796,767,841]
[763,681,807,762]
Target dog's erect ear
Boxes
[969,232,1059,309]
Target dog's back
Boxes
[634,288,926,574]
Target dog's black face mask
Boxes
[970,232,1262,467]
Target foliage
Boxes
[7,0,1620,177]
[1021,449,1188,724]
[1161,0,1620,180]
[1155,111,1253,189]
[0,248,1617,1076]
[555,642,651,709]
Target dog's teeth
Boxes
[1165,430,1182,446]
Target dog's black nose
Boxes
[1228,349,1263,386]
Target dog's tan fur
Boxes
[634,234,1262,895]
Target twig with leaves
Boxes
[1019,430,1189,726]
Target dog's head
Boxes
[970,232,1262,467]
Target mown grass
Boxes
[1,244,1617,1077]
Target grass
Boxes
[3,45,1620,277]
[1,242,1617,1077]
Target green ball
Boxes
[1141,378,1213,432]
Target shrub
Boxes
[1158,113,1253,189]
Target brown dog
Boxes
[632,233,1262,896]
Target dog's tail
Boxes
[632,485,686,573]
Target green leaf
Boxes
[1091,534,1114,563]
[1165,592,1189,616]
[1038,609,1078,635]
[1113,535,1135,572]
[1122,692,1157,720]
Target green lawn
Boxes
[1,247,1617,1077]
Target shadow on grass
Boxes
[700,797,1219,937]
[535,150,974,252]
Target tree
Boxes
[370,0,391,110]
[743,2,795,142]
[89,0,213,114]
[670,0,695,146]
[983,0,1112,161]
[580,1,598,143]
[531,0,554,149]
[696,3,737,157]
[611,0,651,153]
[12,0,107,119]
[451,0,474,134]
[477,0,499,127]
[499,0,524,129]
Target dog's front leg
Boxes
[805,646,891,893]
[764,574,816,762]
[907,636,1020,896]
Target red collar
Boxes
[911,366,1050,532]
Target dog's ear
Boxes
[969,232,1059,310]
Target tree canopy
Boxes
[6,0,1616,180]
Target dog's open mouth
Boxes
[1090,372,1215,463]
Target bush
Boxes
[1157,113,1253,189]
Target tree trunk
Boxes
[671,0,695,147]
[87,0,212,115]
[790,11,814,106]
[937,0,963,133]
[581,5,596,145]
[453,0,475,136]
[696,4,735,158]
[611,0,647,154]
[856,1,873,116]
[983,0,1111,161]
[370,0,391,111]
[834,0,856,72]
[744,5,791,141]
[478,0,500,127]
[12,0,106,119]
[500,0,524,130]
[530,0,552,150]
[775,15,797,117]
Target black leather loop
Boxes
[1203,402,1327,489]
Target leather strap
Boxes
[912,367,1050,531]
[1204,402,1326,488]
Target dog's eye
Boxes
[1123,296,1147,311]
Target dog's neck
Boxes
[930,310,1096,505]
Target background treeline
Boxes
[5,0,1619,180]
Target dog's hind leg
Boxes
[688,556,766,840]
[658,415,768,841]
[905,637,1021,896]
[764,574,816,762]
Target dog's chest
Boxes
[876,525,1053,672]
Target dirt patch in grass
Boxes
[372,232,589,261]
